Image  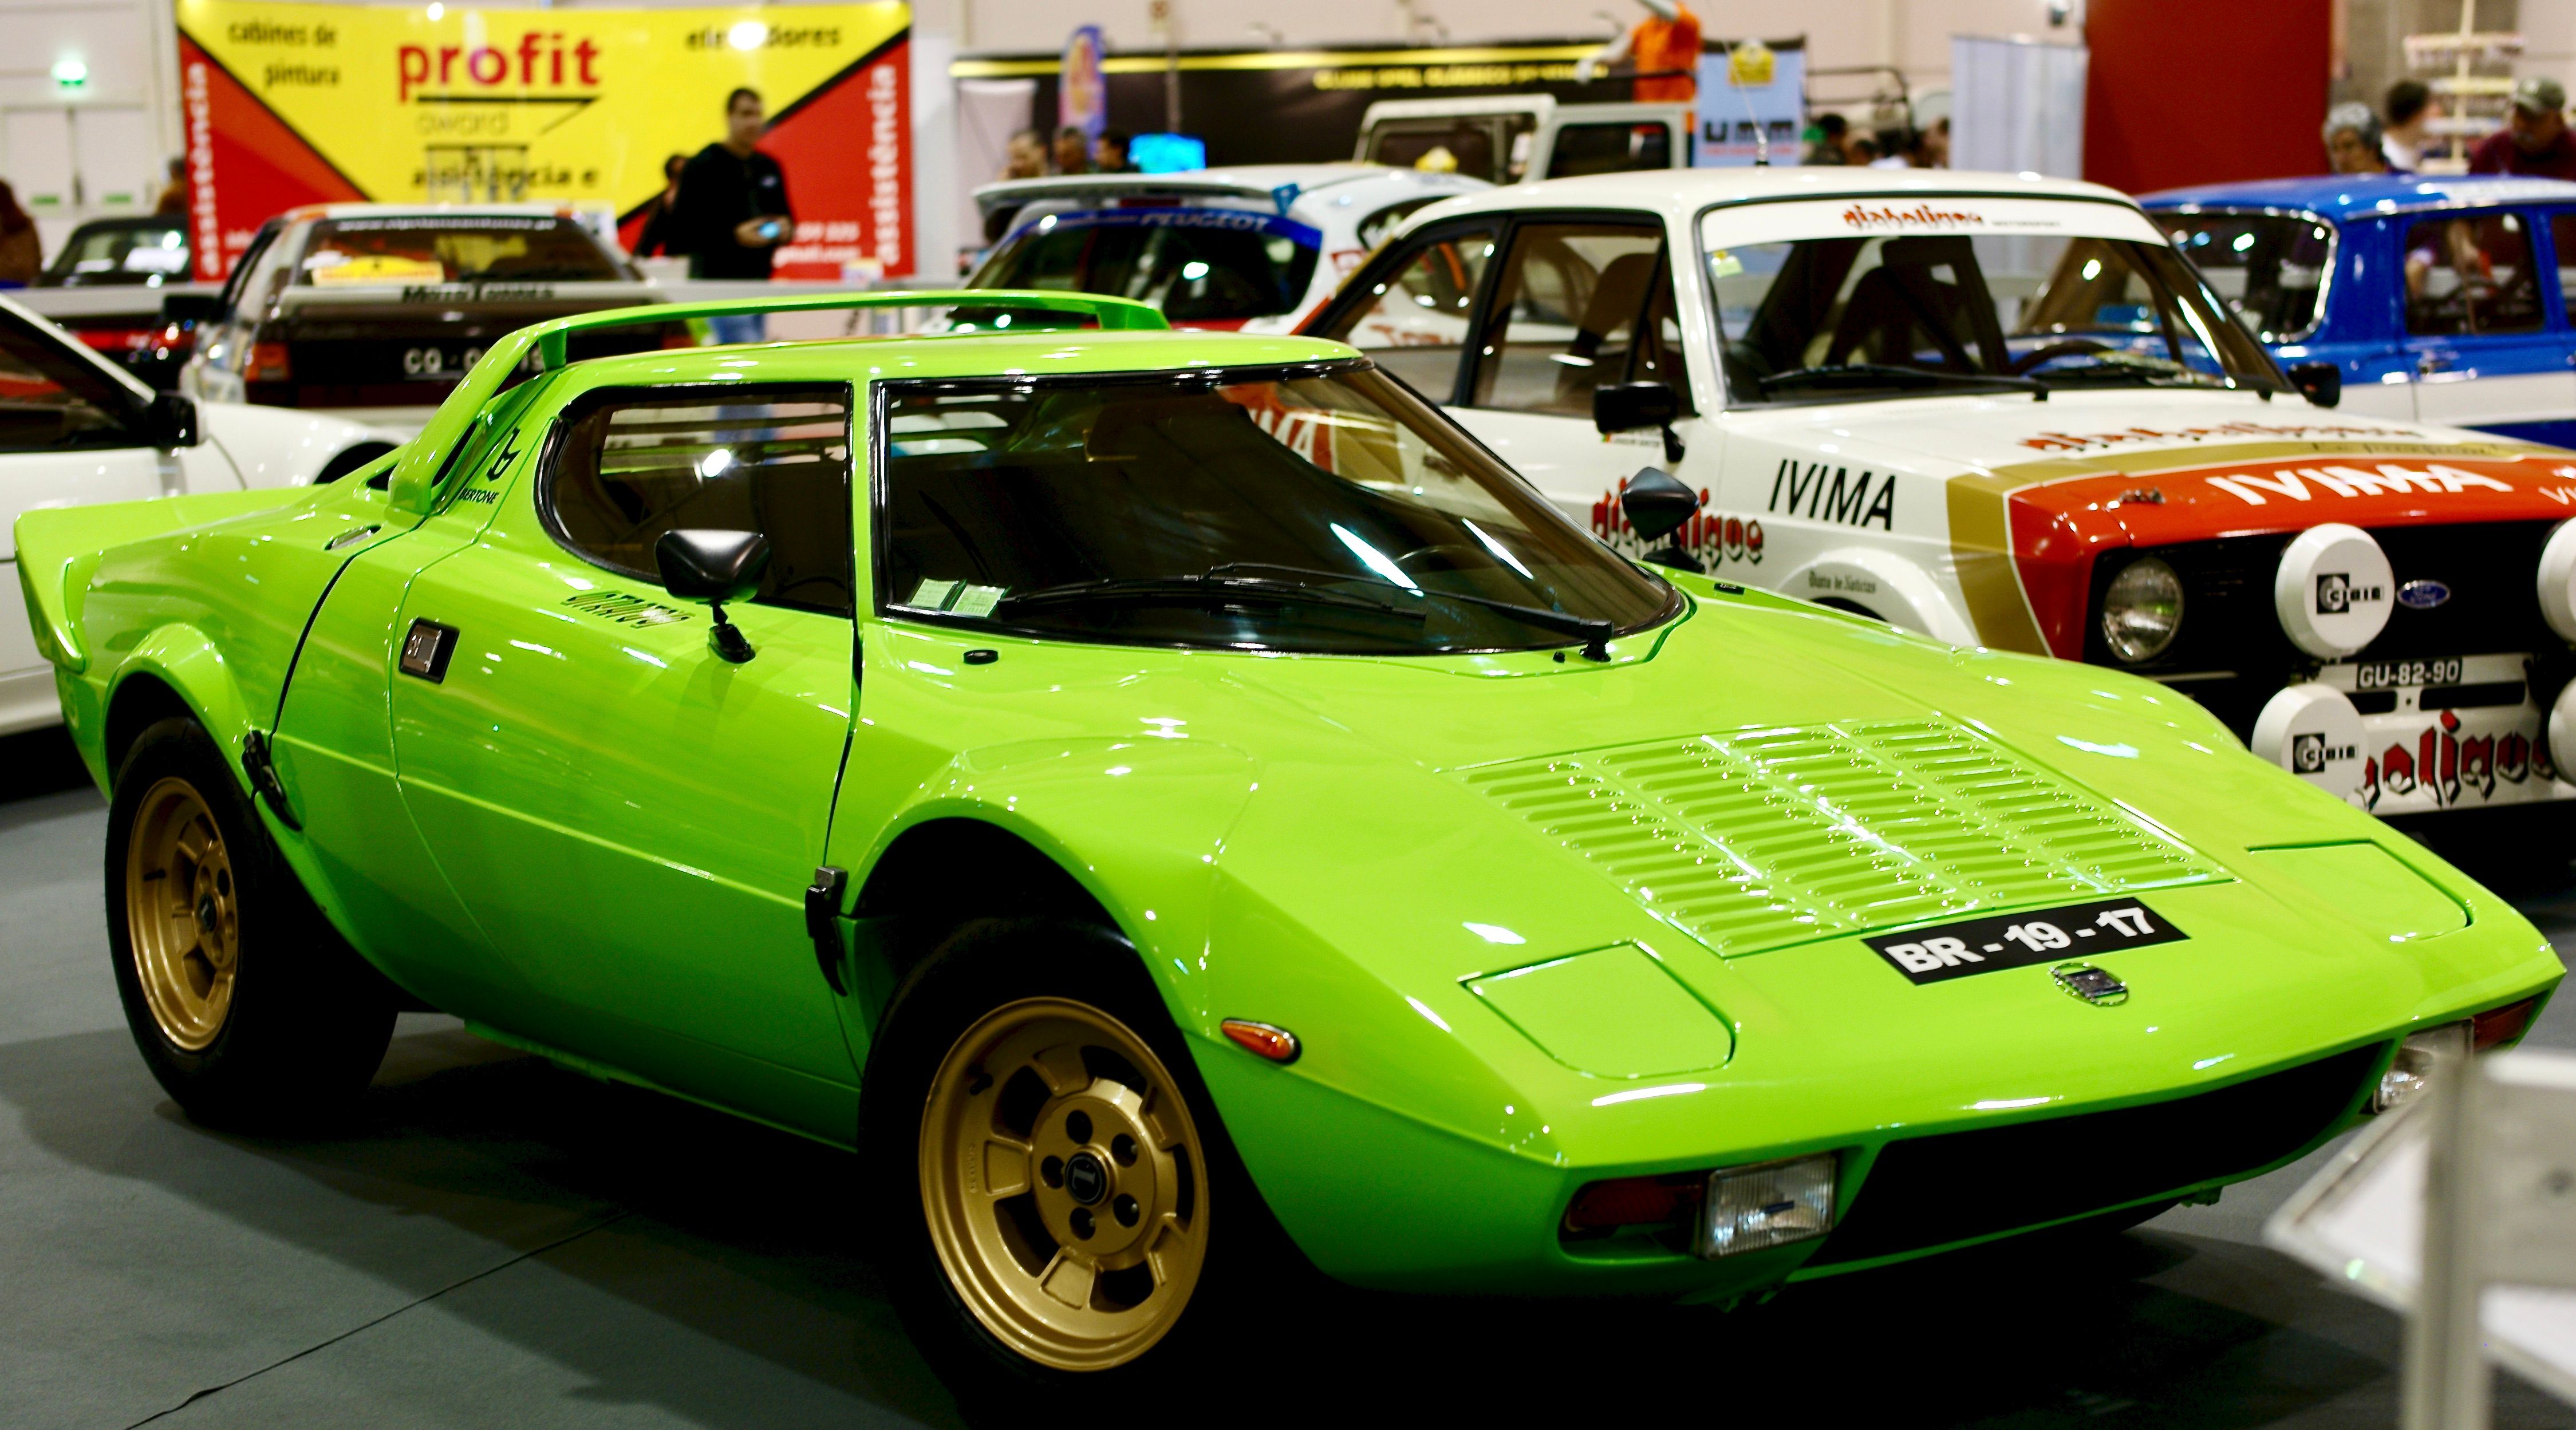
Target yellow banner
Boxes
[179,1,907,218]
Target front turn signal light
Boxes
[1219,1019,1299,1064]
[2471,997,2539,1053]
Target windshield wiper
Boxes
[1207,563,1615,661]
[1757,364,2046,399]
[996,574,1430,622]
[2017,354,2233,389]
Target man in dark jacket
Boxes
[2469,76,2576,181]
[674,88,795,341]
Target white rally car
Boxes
[967,165,1489,333]
[172,203,671,434]
[1303,168,2576,821]
[2,294,393,733]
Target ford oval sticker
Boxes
[2397,579,2452,610]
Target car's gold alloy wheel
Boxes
[920,997,1210,1371]
[125,777,239,1051]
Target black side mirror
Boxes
[1593,381,1685,463]
[1619,467,1705,573]
[143,392,199,448]
[2286,362,2341,409]
[160,293,224,326]
[656,528,771,663]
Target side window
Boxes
[1546,123,1672,179]
[1316,224,1497,398]
[2553,213,2576,323]
[0,309,139,452]
[1468,220,1690,416]
[2403,211,2545,337]
[542,384,854,617]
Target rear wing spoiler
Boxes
[387,289,1168,516]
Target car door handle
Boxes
[325,524,380,551]
[2416,351,2449,376]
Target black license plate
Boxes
[2356,657,2465,690]
[1865,899,2187,986]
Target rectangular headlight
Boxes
[2373,1021,2471,1113]
[1698,1154,1836,1259]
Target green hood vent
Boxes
[1461,720,2221,957]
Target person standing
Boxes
[153,158,188,216]
[674,88,794,343]
[1092,129,1133,174]
[0,181,38,285]
[1001,129,1049,180]
[2383,78,2434,171]
[2325,103,2396,175]
[1051,125,1092,176]
[633,154,689,259]
[2468,77,2576,180]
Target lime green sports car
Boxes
[14,292,2561,1404]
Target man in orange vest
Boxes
[1576,0,1702,108]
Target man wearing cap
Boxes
[2469,76,2576,180]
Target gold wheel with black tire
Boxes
[919,996,1210,1372]
[862,917,1315,1411]
[122,777,240,1051]
[105,716,396,1128]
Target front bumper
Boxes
[1200,876,2562,1298]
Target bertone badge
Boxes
[2051,962,2129,1006]
[2397,579,2451,610]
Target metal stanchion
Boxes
[2402,1026,2486,1430]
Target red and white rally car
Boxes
[1303,167,2576,820]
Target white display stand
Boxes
[2267,1050,2576,1428]
[1948,35,2086,181]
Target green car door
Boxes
[384,376,863,1139]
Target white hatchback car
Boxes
[1,294,392,733]
[968,164,1488,333]
[1305,168,2576,821]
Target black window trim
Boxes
[1462,209,1689,417]
[1306,214,1508,406]
[532,378,859,612]
[862,355,1684,653]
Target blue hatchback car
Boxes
[2142,175,2576,447]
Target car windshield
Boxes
[969,209,1322,323]
[1702,199,2289,404]
[878,360,1679,655]
[43,223,190,285]
[298,215,622,286]
[2156,211,2335,341]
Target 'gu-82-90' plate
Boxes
[1863,899,2187,986]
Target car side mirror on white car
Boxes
[2286,362,2341,409]
[1593,381,1686,464]
[142,392,199,449]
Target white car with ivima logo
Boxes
[1303,168,2576,822]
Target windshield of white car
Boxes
[298,215,623,286]
[2155,211,2334,342]
[967,209,1323,323]
[1707,228,2289,404]
[877,360,1680,655]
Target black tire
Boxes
[105,717,396,1129]
[858,917,1312,1418]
